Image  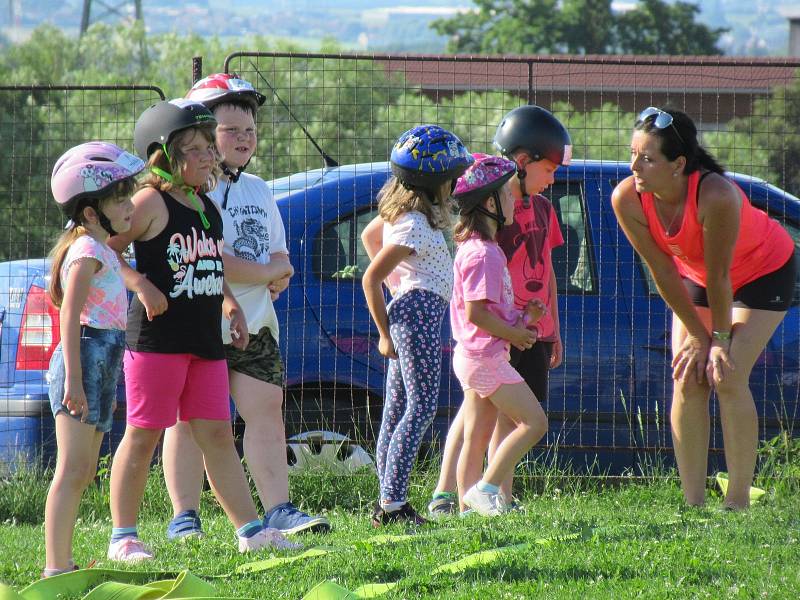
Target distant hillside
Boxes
[1,0,797,56]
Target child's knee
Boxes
[521,411,548,443]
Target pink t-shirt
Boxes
[496,194,563,342]
[450,235,521,358]
[60,235,127,331]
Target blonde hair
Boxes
[140,125,220,193]
[377,177,452,230]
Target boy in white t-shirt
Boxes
[161,74,330,537]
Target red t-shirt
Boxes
[641,171,794,291]
[496,194,563,342]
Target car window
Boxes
[545,182,596,294]
[316,207,459,281]
[316,183,595,294]
[314,207,378,280]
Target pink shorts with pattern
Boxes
[452,348,524,398]
[124,351,230,429]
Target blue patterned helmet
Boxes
[390,124,474,190]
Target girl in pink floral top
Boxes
[43,142,144,577]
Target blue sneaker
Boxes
[167,509,204,541]
[264,502,331,535]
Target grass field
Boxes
[1,458,799,599]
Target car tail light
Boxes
[16,284,61,371]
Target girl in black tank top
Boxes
[126,188,225,359]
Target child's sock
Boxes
[42,566,74,578]
[431,491,457,500]
[111,526,138,543]
[476,480,500,495]
[380,500,405,513]
[236,519,264,539]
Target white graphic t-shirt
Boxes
[209,172,288,343]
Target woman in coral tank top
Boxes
[612,107,796,510]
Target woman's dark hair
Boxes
[634,106,725,175]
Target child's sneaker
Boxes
[107,537,154,562]
[167,509,205,540]
[371,502,428,527]
[463,484,506,517]
[264,502,331,535]
[427,492,458,519]
[238,526,303,553]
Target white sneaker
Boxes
[463,484,507,516]
[107,537,154,562]
[238,526,304,553]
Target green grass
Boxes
[1,462,799,599]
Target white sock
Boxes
[476,480,500,495]
[381,500,405,513]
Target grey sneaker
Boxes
[463,484,507,517]
[264,502,331,535]
[427,492,458,519]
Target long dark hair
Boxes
[634,107,725,175]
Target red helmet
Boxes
[185,73,266,112]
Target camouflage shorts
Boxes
[224,326,284,386]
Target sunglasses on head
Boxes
[637,107,685,145]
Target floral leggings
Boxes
[376,288,448,503]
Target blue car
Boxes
[2,159,798,473]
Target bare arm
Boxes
[222,280,248,350]
[361,243,411,358]
[223,251,293,286]
[360,215,384,261]
[107,187,168,320]
[465,300,537,351]
[612,177,709,382]
[548,267,562,368]
[698,174,740,383]
[58,257,99,420]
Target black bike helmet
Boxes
[134,99,217,159]
[493,105,572,166]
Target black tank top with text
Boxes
[126,189,225,359]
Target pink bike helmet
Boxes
[51,141,144,219]
[185,73,266,112]
[452,153,516,212]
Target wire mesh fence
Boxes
[0,85,164,470]
[1,53,799,476]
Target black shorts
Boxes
[683,253,797,311]
[509,341,554,403]
[224,326,284,386]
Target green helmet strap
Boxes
[149,167,211,230]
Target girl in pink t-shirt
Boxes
[448,154,549,516]
[43,142,144,577]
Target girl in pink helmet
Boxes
[43,141,144,577]
[447,153,549,516]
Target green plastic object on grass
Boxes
[0,569,252,600]
[715,472,766,503]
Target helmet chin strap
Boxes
[220,161,248,209]
[97,211,117,236]
[516,164,531,209]
[474,190,506,231]
[151,166,210,230]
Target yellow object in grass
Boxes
[715,472,766,503]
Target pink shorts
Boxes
[124,351,230,429]
[452,349,524,398]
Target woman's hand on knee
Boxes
[706,340,735,387]
[672,333,710,384]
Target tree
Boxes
[432,0,726,56]
[615,0,727,55]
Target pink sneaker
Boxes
[107,537,154,562]
[238,527,303,552]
